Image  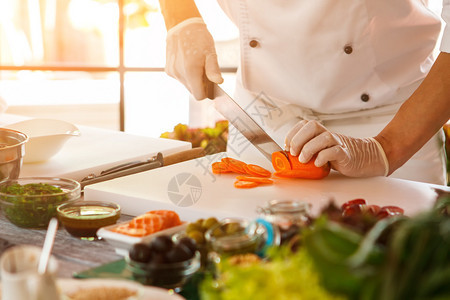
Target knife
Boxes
[80,147,205,189]
[209,84,284,161]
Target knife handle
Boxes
[163,147,206,166]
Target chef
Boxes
[159,0,448,185]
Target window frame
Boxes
[0,0,237,131]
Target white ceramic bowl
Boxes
[4,118,80,163]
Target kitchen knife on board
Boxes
[209,83,285,161]
[80,147,205,189]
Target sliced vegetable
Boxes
[235,176,274,184]
[212,161,232,174]
[271,151,292,172]
[274,168,329,180]
[244,164,272,177]
[272,151,330,179]
[234,180,259,189]
[222,157,248,174]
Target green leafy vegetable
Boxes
[200,247,346,300]
[304,195,450,300]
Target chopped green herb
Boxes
[0,183,68,228]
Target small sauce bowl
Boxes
[57,200,121,241]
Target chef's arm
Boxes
[159,0,201,29]
[285,52,450,179]
[158,0,223,100]
[374,52,450,175]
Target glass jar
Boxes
[257,199,312,246]
[205,218,280,259]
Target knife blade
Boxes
[210,84,284,161]
[80,147,205,189]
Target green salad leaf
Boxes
[200,247,347,300]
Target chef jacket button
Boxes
[249,40,259,48]
[360,93,370,102]
[344,45,353,54]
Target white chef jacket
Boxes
[217,0,448,185]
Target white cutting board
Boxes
[0,114,191,181]
[84,153,444,221]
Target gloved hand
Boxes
[284,120,389,177]
[165,17,223,100]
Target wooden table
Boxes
[0,213,132,278]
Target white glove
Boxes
[165,17,223,100]
[284,120,389,177]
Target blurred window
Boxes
[0,0,239,136]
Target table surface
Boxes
[0,213,133,279]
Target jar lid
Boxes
[205,218,274,253]
[258,199,311,215]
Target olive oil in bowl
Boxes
[57,201,121,240]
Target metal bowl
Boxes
[0,128,28,182]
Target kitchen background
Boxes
[0,0,239,138]
[0,0,447,180]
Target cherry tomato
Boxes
[342,204,364,217]
[365,205,381,215]
[380,206,404,215]
[341,199,367,211]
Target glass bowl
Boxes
[0,177,81,228]
[57,200,121,240]
[126,251,201,290]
